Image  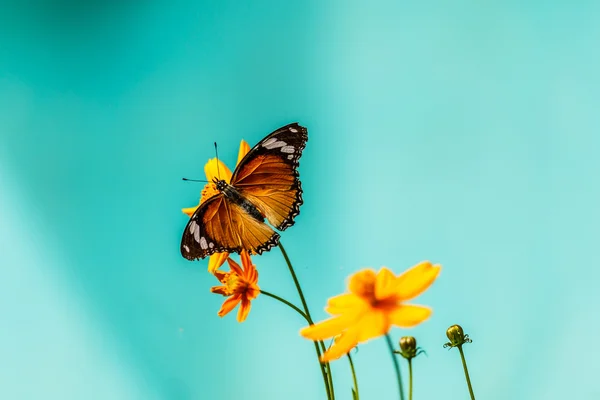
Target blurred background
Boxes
[1,1,600,399]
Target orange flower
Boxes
[210,251,260,323]
[300,261,441,362]
[182,140,251,272]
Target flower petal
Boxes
[375,267,397,300]
[217,294,241,317]
[237,296,252,322]
[236,140,251,165]
[204,158,233,183]
[210,285,230,296]
[300,312,360,341]
[348,269,377,297]
[325,294,367,315]
[395,261,441,301]
[182,205,199,217]
[356,309,389,342]
[208,253,229,273]
[388,304,432,327]
[226,257,244,277]
[320,326,360,362]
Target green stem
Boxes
[385,334,405,400]
[279,242,335,399]
[260,290,308,320]
[260,289,331,400]
[347,353,359,400]
[408,359,413,400]
[458,346,476,400]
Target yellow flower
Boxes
[182,139,251,272]
[210,251,260,323]
[300,261,441,362]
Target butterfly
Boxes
[181,123,308,260]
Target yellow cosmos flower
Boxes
[182,139,251,272]
[300,261,441,362]
[210,251,260,323]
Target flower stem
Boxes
[260,290,308,320]
[278,242,335,400]
[347,353,359,400]
[385,334,405,400]
[458,346,476,400]
[407,359,413,400]
[260,289,331,400]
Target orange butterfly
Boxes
[181,123,308,260]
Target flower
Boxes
[300,261,441,362]
[444,324,472,348]
[210,251,260,322]
[182,139,251,272]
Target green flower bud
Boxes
[444,324,472,349]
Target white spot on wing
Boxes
[183,245,190,252]
[189,221,197,234]
[287,155,293,160]
[194,229,200,243]
[263,138,286,149]
[200,237,208,250]
[289,127,298,133]
[281,145,294,153]
[209,242,214,249]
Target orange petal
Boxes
[356,310,389,342]
[237,296,252,322]
[226,257,244,276]
[300,312,359,341]
[325,294,366,315]
[208,253,229,273]
[210,285,230,296]
[348,269,377,297]
[375,267,397,300]
[320,326,360,362]
[217,294,241,317]
[236,140,251,165]
[395,261,441,301]
[182,205,199,217]
[204,158,232,183]
[389,304,432,327]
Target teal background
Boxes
[1,1,599,399]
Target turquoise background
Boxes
[1,1,599,399]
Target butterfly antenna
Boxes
[182,178,209,183]
[214,141,221,180]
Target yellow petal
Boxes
[395,261,441,301]
[325,294,367,315]
[237,296,252,322]
[348,269,377,297]
[204,158,232,183]
[375,267,397,300]
[320,326,360,362]
[356,310,389,342]
[300,313,358,341]
[236,140,251,165]
[182,205,199,217]
[389,304,432,327]
[208,253,229,273]
[218,294,241,317]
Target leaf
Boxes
[352,388,358,400]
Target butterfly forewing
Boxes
[231,123,308,230]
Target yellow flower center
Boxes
[224,273,249,295]
[200,183,219,204]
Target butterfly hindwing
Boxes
[231,123,308,230]
[180,194,280,260]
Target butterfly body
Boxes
[214,178,264,222]
[181,123,308,260]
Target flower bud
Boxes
[444,324,472,348]
[400,336,417,352]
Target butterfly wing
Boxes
[230,123,308,231]
[181,194,280,260]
